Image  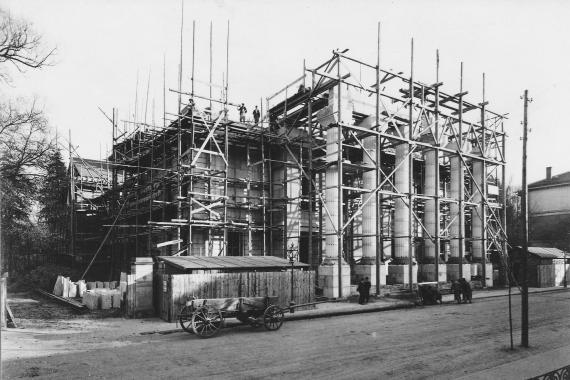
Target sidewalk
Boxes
[459,345,570,380]
[285,285,569,322]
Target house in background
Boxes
[529,167,570,250]
[511,247,568,288]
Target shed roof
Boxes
[158,256,310,271]
[527,247,567,259]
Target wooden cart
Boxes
[178,296,285,338]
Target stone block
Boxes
[111,290,121,308]
[387,264,418,285]
[87,282,96,290]
[68,282,77,298]
[62,277,71,298]
[418,264,447,283]
[353,264,387,286]
[318,262,351,299]
[53,275,64,296]
[109,281,117,289]
[82,291,99,310]
[77,280,87,297]
[446,263,471,282]
[120,281,127,295]
[484,263,493,287]
[103,282,110,289]
[96,281,104,288]
[100,291,112,310]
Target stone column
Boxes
[388,139,417,284]
[420,149,445,282]
[353,134,387,288]
[446,147,471,282]
[318,87,351,298]
[471,155,492,286]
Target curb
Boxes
[284,301,416,321]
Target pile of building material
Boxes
[81,278,127,310]
[82,288,122,310]
[53,275,86,298]
[52,275,127,311]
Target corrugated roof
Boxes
[158,256,310,271]
[527,247,567,259]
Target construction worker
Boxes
[253,106,260,125]
[238,103,247,122]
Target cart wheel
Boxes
[263,305,284,331]
[178,305,194,334]
[191,306,223,338]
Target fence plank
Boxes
[158,270,315,322]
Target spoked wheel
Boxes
[178,305,194,333]
[191,306,223,338]
[263,305,284,331]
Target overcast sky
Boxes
[4,0,570,186]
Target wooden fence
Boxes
[156,270,315,322]
[537,264,555,288]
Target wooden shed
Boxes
[512,247,569,288]
[154,256,315,322]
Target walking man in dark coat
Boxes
[459,278,472,303]
[451,279,462,304]
[357,277,372,305]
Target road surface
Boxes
[3,289,570,379]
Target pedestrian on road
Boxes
[357,277,371,305]
[451,280,462,304]
[459,278,472,303]
[238,103,247,122]
[253,106,260,125]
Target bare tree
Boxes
[0,9,56,273]
[0,9,55,82]
[0,98,52,177]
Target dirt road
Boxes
[3,290,570,379]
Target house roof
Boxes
[529,171,570,189]
[158,256,310,271]
[527,247,567,259]
[72,158,112,179]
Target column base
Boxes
[387,263,418,285]
[353,263,388,288]
[470,262,493,287]
[318,261,351,299]
[418,263,447,283]
[446,263,471,282]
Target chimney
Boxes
[546,166,552,180]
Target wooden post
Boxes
[434,50,440,284]
[408,39,414,289]
[375,22,381,294]
[0,275,6,330]
[521,89,530,348]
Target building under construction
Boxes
[72,36,507,298]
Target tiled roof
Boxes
[529,171,570,189]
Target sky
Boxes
[3,0,570,187]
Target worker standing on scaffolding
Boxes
[253,106,260,125]
[238,103,247,122]
[188,98,195,118]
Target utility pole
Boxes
[521,89,530,348]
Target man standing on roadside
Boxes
[357,277,372,305]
